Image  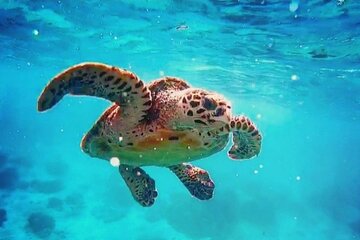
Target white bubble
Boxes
[254,170,259,174]
[139,154,143,158]
[122,92,128,97]
[291,74,299,81]
[136,171,141,176]
[119,136,123,142]
[159,70,164,76]
[113,36,118,40]
[60,129,64,133]
[259,164,264,169]
[27,62,31,66]
[294,216,298,220]
[289,1,299,12]
[110,157,120,167]
[153,147,157,150]
[160,138,164,141]
[296,176,301,181]
[187,146,191,149]
[32,29,39,36]
[256,114,262,119]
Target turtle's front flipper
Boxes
[119,165,157,207]
[37,62,152,121]
[228,115,262,160]
[169,163,214,200]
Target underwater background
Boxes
[0,0,359,239]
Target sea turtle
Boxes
[37,62,262,207]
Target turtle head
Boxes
[175,89,232,129]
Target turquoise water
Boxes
[1,0,360,239]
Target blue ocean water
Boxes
[0,0,360,239]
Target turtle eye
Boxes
[213,107,226,117]
[202,97,217,110]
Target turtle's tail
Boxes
[228,115,262,160]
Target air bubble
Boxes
[291,74,299,81]
[259,164,264,169]
[254,170,259,174]
[296,176,301,181]
[119,136,123,142]
[159,70,164,76]
[110,157,120,167]
[32,29,39,36]
[187,146,191,149]
[289,1,299,12]
[136,171,141,176]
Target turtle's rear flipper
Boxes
[228,116,262,160]
[37,62,152,121]
[119,165,157,207]
[169,163,214,200]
